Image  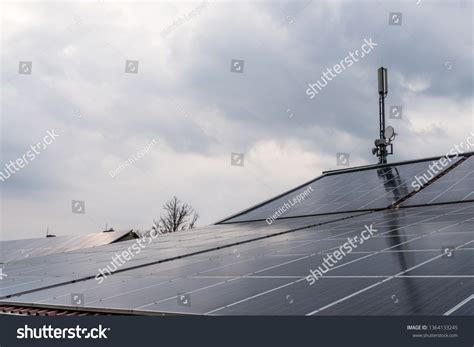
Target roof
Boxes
[0,230,137,264]
[0,153,472,315]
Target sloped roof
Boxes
[0,230,137,264]
[0,153,472,315]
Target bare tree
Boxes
[152,196,199,234]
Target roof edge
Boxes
[0,301,184,316]
[323,152,474,175]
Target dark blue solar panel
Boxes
[2,203,472,316]
[223,158,461,223]
[402,156,474,206]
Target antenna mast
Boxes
[372,67,395,164]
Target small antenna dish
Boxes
[385,126,395,140]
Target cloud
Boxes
[1,0,472,240]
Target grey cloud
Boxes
[1,1,472,239]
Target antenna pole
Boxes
[379,88,387,164]
[374,67,389,164]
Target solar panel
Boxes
[0,212,362,299]
[318,277,474,315]
[2,203,472,316]
[402,155,474,206]
[222,158,462,223]
[0,230,135,263]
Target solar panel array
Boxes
[222,157,462,223]
[0,230,136,264]
[0,212,361,299]
[0,153,473,315]
[402,156,474,206]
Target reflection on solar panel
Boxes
[0,153,472,316]
[220,157,462,223]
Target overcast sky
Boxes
[1,0,472,240]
